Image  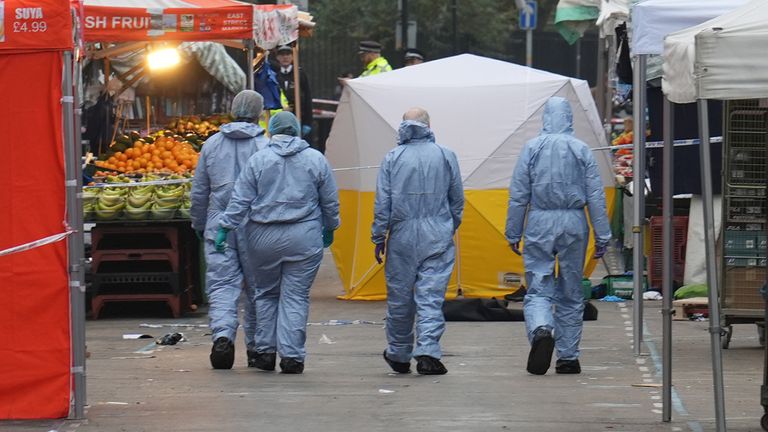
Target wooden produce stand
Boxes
[78,0,310,317]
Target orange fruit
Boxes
[132,160,141,170]
[182,159,193,168]
[146,162,155,170]
[107,156,117,165]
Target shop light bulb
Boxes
[147,47,181,71]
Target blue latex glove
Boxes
[594,244,607,259]
[374,242,386,264]
[510,242,522,256]
[302,124,312,138]
[322,229,334,248]
[214,227,230,253]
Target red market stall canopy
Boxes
[0,0,75,419]
[0,0,73,52]
[77,0,303,48]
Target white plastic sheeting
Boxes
[630,0,748,56]
[596,0,629,36]
[180,42,246,93]
[684,196,722,285]
[663,0,768,104]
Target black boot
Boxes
[249,352,277,371]
[526,327,554,375]
[210,337,235,370]
[383,350,411,374]
[415,356,447,375]
[279,357,305,374]
[555,359,581,374]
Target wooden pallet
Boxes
[673,297,709,321]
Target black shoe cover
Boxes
[210,337,235,370]
[279,357,305,374]
[527,327,554,375]
[383,350,411,374]
[555,359,581,374]
[415,356,448,375]
[249,352,276,371]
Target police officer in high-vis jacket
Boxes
[358,40,392,77]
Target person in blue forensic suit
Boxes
[190,90,268,370]
[505,96,611,375]
[372,107,464,376]
[217,111,339,374]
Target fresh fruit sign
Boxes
[81,3,255,42]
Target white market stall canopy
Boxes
[662,0,768,104]
[329,54,612,192]
[630,0,749,55]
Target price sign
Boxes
[0,0,73,51]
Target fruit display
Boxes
[612,130,634,180]
[83,173,192,222]
[93,131,199,175]
[167,114,233,139]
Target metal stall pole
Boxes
[526,28,533,67]
[661,96,674,422]
[63,50,87,420]
[697,99,727,432]
[292,40,302,125]
[246,40,255,91]
[632,54,648,356]
[604,35,616,141]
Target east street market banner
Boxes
[80,0,298,47]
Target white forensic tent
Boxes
[326,54,614,301]
[663,0,768,104]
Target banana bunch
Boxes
[83,188,101,220]
[178,198,191,219]
[125,184,155,220]
[151,184,185,220]
[95,186,127,220]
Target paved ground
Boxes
[2,252,766,431]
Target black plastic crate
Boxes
[92,272,179,295]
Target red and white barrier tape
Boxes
[0,231,74,257]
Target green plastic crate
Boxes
[606,275,646,299]
[582,278,592,300]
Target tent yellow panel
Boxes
[458,191,524,298]
[334,190,458,301]
[332,188,615,300]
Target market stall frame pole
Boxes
[697,99,727,432]
[632,53,647,356]
[661,95,674,422]
[63,50,87,420]
[246,39,255,90]
[292,40,302,125]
